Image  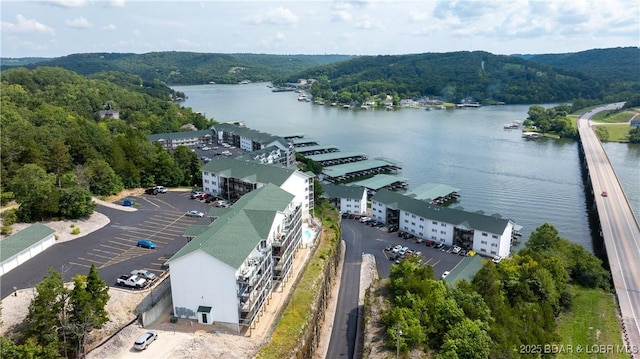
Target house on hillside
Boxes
[168,184,303,332]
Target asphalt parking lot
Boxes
[340,216,465,279]
[1,191,215,296]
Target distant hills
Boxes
[0,52,353,85]
[2,47,637,104]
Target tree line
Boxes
[381,223,610,358]
[1,67,210,224]
[1,265,110,359]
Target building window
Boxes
[481,240,487,245]
[411,222,415,226]
[480,248,486,253]
[492,234,499,239]
[420,218,424,222]
[440,230,446,235]
[441,223,446,227]
[490,250,497,255]
[482,232,488,236]
[491,243,498,247]
[432,221,437,225]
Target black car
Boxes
[387,225,398,233]
[144,188,158,195]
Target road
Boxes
[326,218,464,358]
[578,103,640,357]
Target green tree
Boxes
[11,164,59,221]
[85,159,124,196]
[629,127,640,143]
[437,319,492,359]
[23,268,67,355]
[67,265,110,358]
[58,185,96,219]
[594,126,610,141]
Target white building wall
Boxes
[170,250,239,330]
[1,234,55,276]
[471,222,511,258]
[240,136,253,152]
[281,172,312,220]
[370,200,386,222]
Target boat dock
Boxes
[348,174,409,196]
[295,144,341,156]
[320,158,402,183]
[404,182,460,205]
[305,151,368,166]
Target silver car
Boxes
[133,331,157,350]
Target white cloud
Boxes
[109,0,126,7]
[102,24,117,31]
[66,17,92,29]
[331,10,352,22]
[353,15,382,30]
[242,6,299,26]
[1,15,55,35]
[132,30,141,37]
[46,0,88,8]
[176,38,200,49]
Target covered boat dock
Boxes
[295,144,341,156]
[320,158,402,183]
[305,151,368,166]
[348,174,409,196]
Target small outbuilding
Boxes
[1,223,56,276]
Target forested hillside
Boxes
[1,52,352,85]
[283,50,638,104]
[0,67,209,223]
[522,47,640,83]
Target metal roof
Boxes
[348,174,408,190]
[444,255,484,285]
[1,223,55,262]
[323,184,366,200]
[146,129,213,142]
[202,157,296,186]
[404,183,460,201]
[169,184,294,268]
[305,151,367,163]
[214,123,288,147]
[322,158,401,178]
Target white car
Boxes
[441,271,450,279]
[391,245,402,253]
[451,245,461,254]
[492,255,503,264]
[131,269,157,281]
[133,331,157,350]
[186,210,205,218]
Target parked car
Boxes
[387,225,398,233]
[117,274,146,288]
[397,231,405,237]
[136,239,156,249]
[467,250,477,257]
[492,255,503,264]
[153,185,167,193]
[186,210,205,218]
[391,245,402,253]
[190,191,204,199]
[144,187,159,195]
[434,242,444,249]
[384,245,393,252]
[133,331,158,350]
[459,249,468,256]
[451,245,462,254]
[441,271,450,279]
[425,240,436,247]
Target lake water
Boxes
[172,83,639,252]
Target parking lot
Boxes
[340,215,466,279]
[0,190,218,296]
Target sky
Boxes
[1,0,639,58]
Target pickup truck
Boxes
[117,275,146,288]
[131,269,157,282]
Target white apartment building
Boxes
[201,157,314,220]
[212,123,296,167]
[371,189,514,258]
[322,184,368,215]
[168,184,303,332]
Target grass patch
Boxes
[255,201,340,359]
[556,286,627,359]
[594,124,634,143]
[592,109,637,124]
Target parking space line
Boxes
[102,243,130,250]
[137,197,161,208]
[77,257,103,264]
[69,261,91,268]
[86,252,114,260]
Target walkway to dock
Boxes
[578,103,640,358]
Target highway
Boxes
[579,103,640,357]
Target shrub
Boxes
[1,225,13,236]
[71,227,81,235]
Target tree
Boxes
[10,164,59,221]
[58,185,96,219]
[23,268,67,355]
[437,319,493,359]
[67,265,110,358]
[85,159,124,196]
